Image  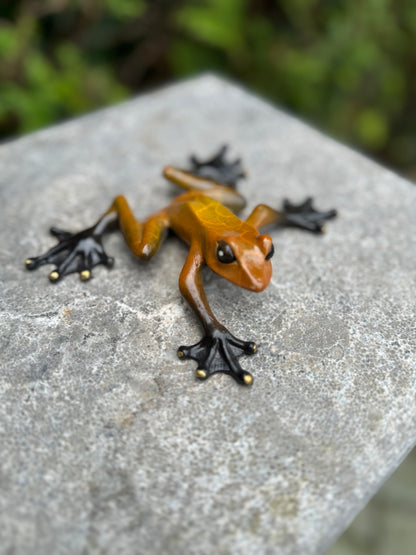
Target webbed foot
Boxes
[189,145,246,188]
[282,198,337,232]
[177,328,257,385]
[25,226,114,282]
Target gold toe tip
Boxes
[49,271,59,281]
[177,350,184,358]
[80,270,91,281]
[195,369,207,380]
[243,374,253,386]
[252,343,257,353]
[25,258,32,266]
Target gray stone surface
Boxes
[0,75,415,555]
[328,448,416,555]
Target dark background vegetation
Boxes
[1,0,416,180]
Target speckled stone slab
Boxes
[0,75,415,555]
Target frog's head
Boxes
[204,231,274,292]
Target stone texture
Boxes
[0,75,415,555]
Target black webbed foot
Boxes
[282,197,337,232]
[25,226,114,282]
[177,328,257,385]
[189,145,246,188]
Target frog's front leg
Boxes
[177,244,256,386]
[245,198,337,232]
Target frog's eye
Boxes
[265,243,274,260]
[216,241,236,263]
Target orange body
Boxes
[168,191,273,292]
[105,166,278,334]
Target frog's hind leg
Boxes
[163,166,246,214]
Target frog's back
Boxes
[167,191,249,244]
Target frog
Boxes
[25,147,336,385]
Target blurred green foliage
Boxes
[1,0,416,174]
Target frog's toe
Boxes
[100,252,115,268]
[230,337,257,355]
[25,257,39,270]
[49,226,72,240]
[195,368,208,380]
[25,239,68,271]
[177,341,206,363]
[242,372,254,386]
[48,270,61,282]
